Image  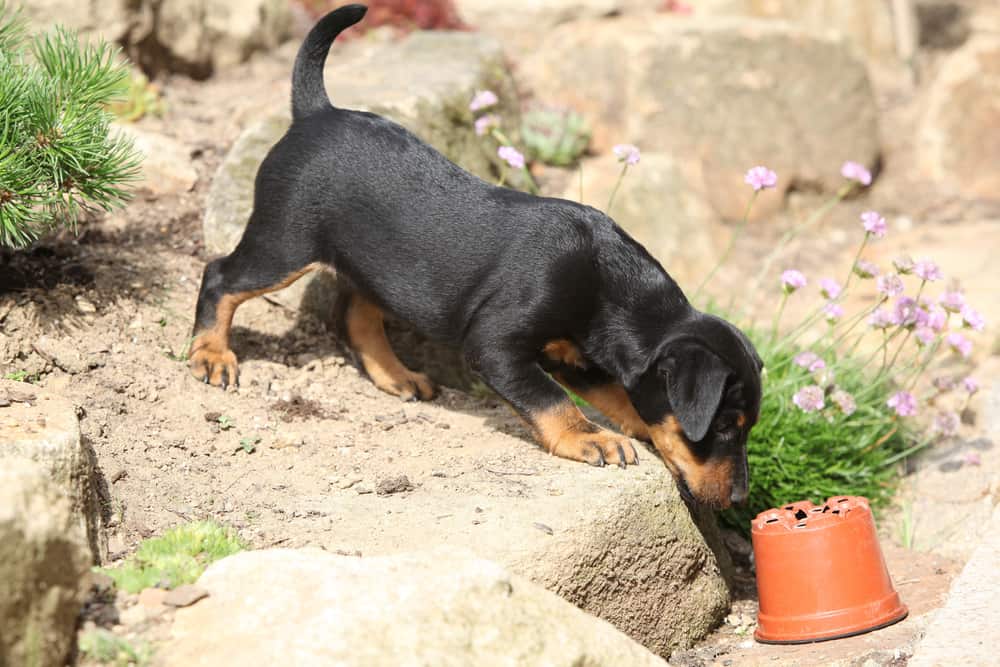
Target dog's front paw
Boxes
[189,333,239,389]
[381,370,436,402]
[554,427,640,469]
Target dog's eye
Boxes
[714,416,737,435]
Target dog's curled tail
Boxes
[291,4,367,120]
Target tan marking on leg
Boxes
[553,374,650,441]
[531,402,638,467]
[648,415,733,508]
[345,295,435,401]
[542,339,585,368]
[190,263,321,387]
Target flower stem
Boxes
[694,190,758,302]
[606,163,629,214]
[842,233,870,293]
[745,183,854,306]
[771,291,789,341]
[489,128,539,194]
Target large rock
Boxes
[563,153,729,289]
[692,0,906,62]
[0,458,91,667]
[229,453,732,656]
[918,35,1000,203]
[162,548,669,666]
[19,0,292,79]
[0,379,103,562]
[522,16,881,220]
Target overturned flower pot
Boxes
[751,496,907,644]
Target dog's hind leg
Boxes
[344,292,436,401]
[190,235,321,388]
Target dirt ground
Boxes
[2,28,998,666]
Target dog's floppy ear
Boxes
[661,343,730,442]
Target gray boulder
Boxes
[162,547,669,666]
[0,379,104,562]
[522,15,881,221]
[0,458,91,667]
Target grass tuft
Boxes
[78,629,152,666]
[97,521,245,593]
[720,326,913,535]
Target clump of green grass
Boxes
[97,521,245,593]
[78,629,152,666]
[719,327,913,535]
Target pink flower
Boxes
[926,305,948,332]
[831,389,857,416]
[474,114,499,136]
[497,146,525,169]
[892,255,914,275]
[962,451,982,466]
[861,211,887,238]
[876,274,904,297]
[914,259,943,282]
[887,391,918,417]
[781,269,807,293]
[794,351,825,372]
[793,385,825,413]
[744,165,778,191]
[939,290,965,313]
[947,332,973,358]
[933,411,960,437]
[469,90,499,112]
[962,376,979,395]
[823,303,844,323]
[853,260,880,279]
[819,278,841,300]
[662,0,693,13]
[840,161,872,186]
[961,305,985,332]
[613,144,641,165]
[915,327,936,346]
[869,308,893,329]
[891,296,919,328]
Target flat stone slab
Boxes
[162,548,669,666]
[909,502,1000,666]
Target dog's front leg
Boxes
[469,345,639,468]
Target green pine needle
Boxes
[0,2,141,249]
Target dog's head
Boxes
[629,313,762,509]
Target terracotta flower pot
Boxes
[751,496,908,644]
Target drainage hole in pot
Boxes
[765,517,779,524]
[794,509,809,520]
[795,520,808,528]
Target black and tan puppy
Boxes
[190,4,763,508]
